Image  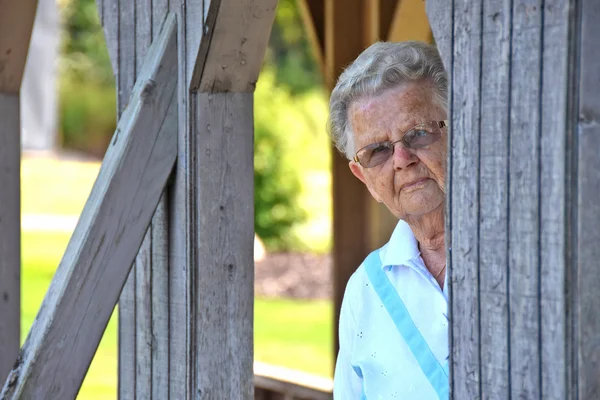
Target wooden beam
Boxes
[297,0,325,76]
[576,0,600,396]
[191,1,275,396]
[425,0,451,68]
[388,0,432,43]
[190,0,278,92]
[363,0,399,43]
[0,0,38,93]
[435,0,600,397]
[0,0,37,385]
[0,94,20,386]
[194,92,254,398]
[0,15,178,399]
[325,0,371,365]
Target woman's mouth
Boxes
[401,178,430,191]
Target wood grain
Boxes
[0,15,178,399]
[0,0,38,92]
[449,0,482,397]
[577,0,600,398]
[507,1,542,398]
[117,1,138,397]
[167,0,194,398]
[195,92,254,399]
[191,0,278,92]
[0,94,20,385]
[478,1,511,398]
[539,0,570,398]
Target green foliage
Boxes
[61,0,114,85]
[254,69,330,250]
[59,0,116,156]
[59,77,116,157]
[266,0,323,94]
[57,0,330,251]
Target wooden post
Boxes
[0,0,38,385]
[100,0,276,397]
[0,14,177,398]
[427,0,600,398]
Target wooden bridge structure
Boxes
[1,0,600,398]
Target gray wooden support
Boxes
[427,0,600,398]
[99,0,276,398]
[0,0,39,385]
[0,94,21,387]
[0,14,177,399]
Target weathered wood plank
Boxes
[195,92,254,399]
[0,94,20,385]
[165,1,198,398]
[191,0,278,92]
[478,1,510,398]
[167,1,193,398]
[99,0,118,75]
[577,0,600,398]
[539,1,569,398]
[151,194,170,400]
[254,361,333,399]
[97,0,104,25]
[0,0,38,92]
[185,0,204,87]
[449,0,482,397]
[0,0,36,384]
[135,232,153,399]
[132,1,154,398]
[0,15,178,399]
[136,0,152,73]
[425,0,452,71]
[116,0,138,398]
[152,0,169,39]
[507,1,542,398]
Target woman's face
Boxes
[348,82,448,220]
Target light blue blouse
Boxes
[333,220,449,399]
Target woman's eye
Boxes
[372,145,388,154]
[414,129,429,137]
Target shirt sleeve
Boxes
[333,274,363,399]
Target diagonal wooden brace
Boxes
[0,13,178,400]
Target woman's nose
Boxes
[392,143,418,170]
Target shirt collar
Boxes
[380,219,421,269]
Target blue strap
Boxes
[364,250,449,400]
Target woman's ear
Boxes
[349,161,383,203]
[349,160,367,184]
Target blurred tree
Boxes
[58,0,116,157]
[61,0,113,85]
[266,0,323,94]
[58,0,328,250]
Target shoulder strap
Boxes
[364,250,449,400]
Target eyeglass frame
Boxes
[352,120,448,168]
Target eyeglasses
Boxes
[353,120,448,168]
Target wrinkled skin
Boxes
[348,81,448,281]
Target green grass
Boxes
[21,157,100,215]
[255,298,333,378]
[21,231,333,399]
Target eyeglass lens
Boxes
[359,122,442,168]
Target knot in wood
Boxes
[141,79,156,98]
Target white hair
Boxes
[328,41,448,160]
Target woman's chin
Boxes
[400,191,444,217]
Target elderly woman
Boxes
[330,41,449,399]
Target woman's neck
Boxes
[404,204,446,285]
